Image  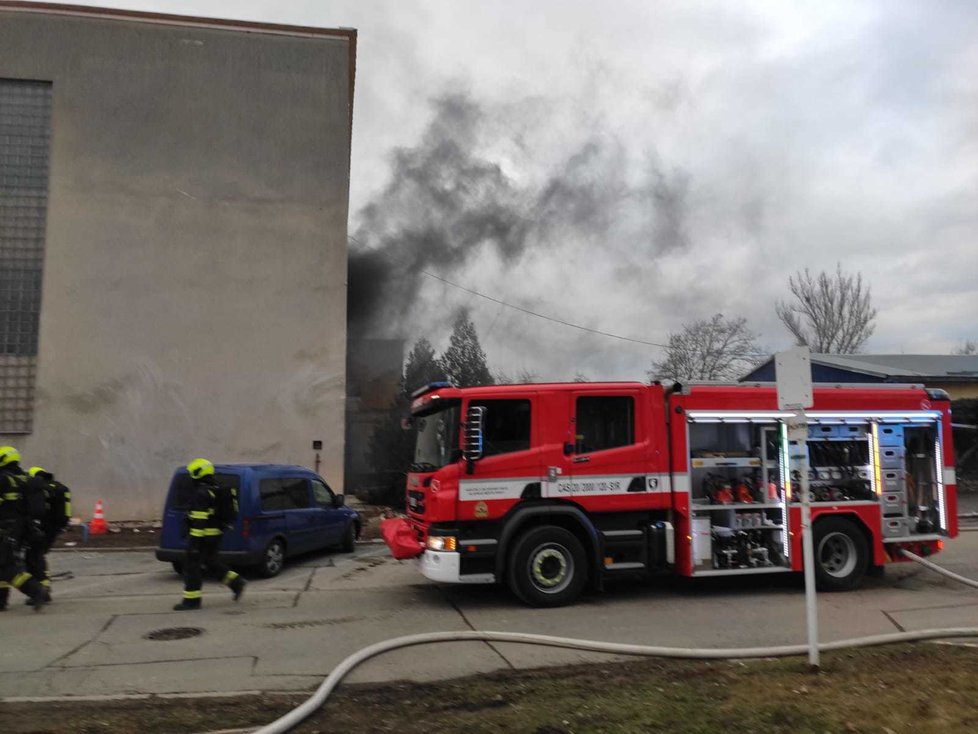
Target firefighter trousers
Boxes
[24,535,53,592]
[181,535,242,606]
[0,531,46,609]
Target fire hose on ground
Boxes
[898,548,978,589]
[235,549,978,734]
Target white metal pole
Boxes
[774,346,817,668]
[797,409,820,668]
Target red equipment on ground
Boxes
[380,517,423,560]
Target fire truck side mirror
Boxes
[463,405,486,474]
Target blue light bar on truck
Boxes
[410,381,454,399]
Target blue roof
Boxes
[176,464,318,474]
[743,354,978,382]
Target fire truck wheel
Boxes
[813,517,868,592]
[507,526,587,607]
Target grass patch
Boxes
[3,643,978,733]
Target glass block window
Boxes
[0,79,51,434]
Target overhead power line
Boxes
[421,271,669,349]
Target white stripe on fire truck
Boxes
[458,474,673,502]
[544,473,672,498]
[672,474,691,494]
[459,479,532,502]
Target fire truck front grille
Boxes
[407,490,425,514]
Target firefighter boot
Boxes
[173,596,202,611]
[25,579,52,606]
[0,584,9,611]
[31,589,52,610]
[19,578,50,612]
[227,573,246,602]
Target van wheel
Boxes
[341,522,356,553]
[171,561,184,575]
[814,517,868,591]
[507,526,587,608]
[258,539,286,578]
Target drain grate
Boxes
[144,627,204,641]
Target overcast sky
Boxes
[50,1,978,380]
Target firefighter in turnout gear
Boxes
[0,446,50,612]
[22,466,72,604]
[173,458,246,611]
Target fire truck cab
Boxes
[399,381,956,607]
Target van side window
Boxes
[284,478,311,508]
[575,396,635,453]
[260,479,287,511]
[311,479,334,507]
[470,399,531,457]
[260,478,311,511]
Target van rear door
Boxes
[162,471,241,552]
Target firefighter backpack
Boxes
[213,482,239,528]
[46,481,71,531]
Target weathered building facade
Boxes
[0,3,355,517]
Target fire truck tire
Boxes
[813,517,868,591]
[507,526,588,607]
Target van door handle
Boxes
[572,456,590,464]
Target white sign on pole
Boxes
[775,346,813,410]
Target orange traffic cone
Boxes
[89,499,108,536]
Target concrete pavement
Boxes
[2,531,977,701]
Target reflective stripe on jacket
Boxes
[186,483,223,538]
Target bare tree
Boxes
[649,313,759,382]
[954,340,977,356]
[775,265,877,353]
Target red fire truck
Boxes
[387,380,956,606]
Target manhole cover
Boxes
[143,627,204,641]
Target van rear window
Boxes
[171,473,239,511]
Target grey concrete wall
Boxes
[0,10,352,518]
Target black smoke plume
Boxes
[348,89,693,338]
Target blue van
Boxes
[155,464,360,577]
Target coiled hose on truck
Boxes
[244,549,978,734]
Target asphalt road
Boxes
[2,527,977,701]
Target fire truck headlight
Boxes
[427,535,457,552]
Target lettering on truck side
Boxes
[555,479,623,495]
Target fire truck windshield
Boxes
[412,401,461,472]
